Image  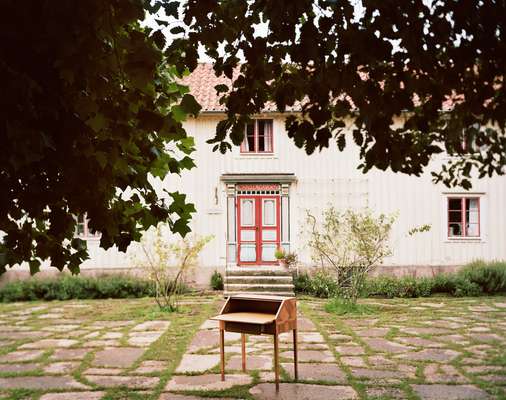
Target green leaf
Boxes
[179,94,202,117]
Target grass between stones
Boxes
[0,295,220,400]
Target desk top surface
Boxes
[211,312,277,324]
[227,294,295,302]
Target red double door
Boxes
[237,195,280,265]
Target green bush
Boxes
[295,260,506,299]
[457,260,506,294]
[294,271,339,298]
[0,274,156,302]
[210,270,224,290]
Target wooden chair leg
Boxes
[241,333,246,372]
[274,328,279,392]
[293,328,298,381]
[220,328,225,381]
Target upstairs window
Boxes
[241,119,273,154]
[75,214,100,238]
[447,197,480,238]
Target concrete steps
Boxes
[224,266,295,297]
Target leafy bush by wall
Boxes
[0,274,158,302]
[210,270,224,290]
[295,260,506,298]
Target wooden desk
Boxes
[211,294,298,391]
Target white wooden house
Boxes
[10,64,506,294]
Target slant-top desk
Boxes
[211,294,298,391]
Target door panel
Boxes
[237,195,280,265]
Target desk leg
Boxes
[241,333,246,372]
[293,328,298,381]
[274,328,279,392]
[220,327,225,381]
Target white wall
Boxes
[78,113,506,274]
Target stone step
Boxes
[227,266,292,277]
[226,276,293,285]
[224,291,295,297]
[225,283,294,293]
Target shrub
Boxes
[0,274,155,302]
[457,260,506,294]
[297,260,506,299]
[210,270,224,290]
[294,270,339,298]
[305,207,395,303]
[130,223,212,311]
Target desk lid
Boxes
[212,312,276,324]
[227,294,295,302]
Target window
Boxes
[447,197,480,238]
[75,214,100,238]
[240,119,273,154]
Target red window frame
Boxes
[447,197,480,238]
[240,119,274,154]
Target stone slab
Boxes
[92,347,144,368]
[412,384,490,400]
[0,376,88,390]
[250,383,357,400]
[39,392,105,400]
[20,339,78,349]
[131,320,171,331]
[282,363,347,382]
[51,348,91,361]
[0,363,41,373]
[175,354,220,373]
[226,355,272,371]
[166,373,252,391]
[280,350,335,362]
[84,375,159,388]
[397,349,460,362]
[363,338,412,353]
[0,350,45,362]
[135,360,167,374]
[44,362,80,374]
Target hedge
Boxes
[294,260,506,298]
[0,274,155,302]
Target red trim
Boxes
[237,195,280,265]
[447,196,480,238]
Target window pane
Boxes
[448,211,462,223]
[448,198,462,210]
[258,134,265,152]
[261,244,276,262]
[262,229,277,241]
[241,199,255,226]
[240,230,255,241]
[263,199,276,226]
[240,245,256,262]
[467,223,479,237]
[449,223,462,236]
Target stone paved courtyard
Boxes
[0,296,505,399]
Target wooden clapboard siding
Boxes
[77,113,506,276]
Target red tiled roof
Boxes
[181,63,301,113]
[183,63,460,113]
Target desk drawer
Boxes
[224,321,272,335]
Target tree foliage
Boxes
[169,0,506,188]
[131,223,212,311]
[0,1,201,274]
[305,207,395,303]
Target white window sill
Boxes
[445,237,484,243]
[234,154,278,160]
[76,236,101,241]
